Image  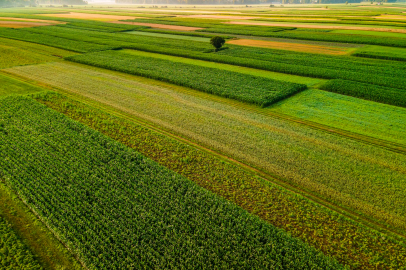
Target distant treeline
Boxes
[0,0,36,7]
[0,0,87,6]
[115,0,397,3]
[37,0,88,4]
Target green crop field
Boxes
[34,91,406,270]
[126,30,211,42]
[0,96,344,269]
[1,4,406,270]
[66,50,307,107]
[6,61,406,234]
[270,89,406,145]
[352,45,406,61]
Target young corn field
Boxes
[0,96,344,270]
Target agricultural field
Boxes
[0,3,406,270]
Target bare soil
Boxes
[41,12,142,21]
[227,38,350,55]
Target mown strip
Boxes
[34,92,406,270]
[0,73,44,97]
[0,215,43,270]
[66,50,306,107]
[0,182,84,270]
[0,96,344,270]
[320,79,406,108]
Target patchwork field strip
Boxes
[0,95,345,269]
[4,62,406,237]
[2,5,406,269]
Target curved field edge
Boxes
[33,91,406,270]
[0,95,344,270]
[0,214,43,270]
[0,182,84,270]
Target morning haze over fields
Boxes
[0,0,405,269]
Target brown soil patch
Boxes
[227,39,349,55]
[374,15,406,20]
[111,21,204,31]
[0,21,62,28]
[41,12,141,21]
[225,21,406,33]
[179,15,257,20]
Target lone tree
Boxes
[210,36,225,52]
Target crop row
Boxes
[66,50,306,107]
[0,96,344,269]
[0,28,114,53]
[352,45,406,62]
[35,91,406,270]
[27,26,406,89]
[2,25,406,106]
[126,18,406,47]
[0,215,43,270]
[8,61,406,234]
[320,79,406,108]
[58,20,148,33]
